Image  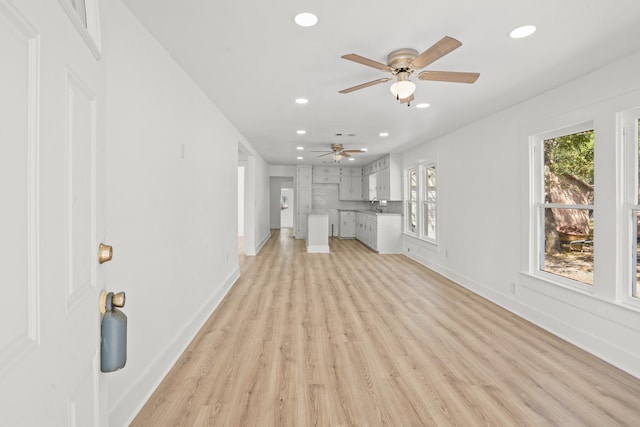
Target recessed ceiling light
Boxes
[361,148,368,152]
[348,158,355,161]
[295,98,309,104]
[509,25,536,39]
[296,130,306,135]
[379,132,389,137]
[297,156,303,160]
[294,12,318,27]
[416,103,430,109]
[296,146,304,150]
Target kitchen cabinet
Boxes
[340,167,363,177]
[338,167,363,200]
[355,212,402,254]
[312,166,340,183]
[339,175,363,200]
[339,211,356,238]
[295,165,312,239]
[363,154,389,175]
[365,153,402,201]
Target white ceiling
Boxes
[121,0,640,166]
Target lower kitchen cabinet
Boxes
[354,212,402,254]
[339,211,356,238]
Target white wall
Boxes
[269,165,296,177]
[402,49,640,378]
[254,155,271,252]
[269,177,293,228]
[242,151,270,255]
[281,188,294,228]
[103,1,266,424]
[238,166,244,236]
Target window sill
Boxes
[520,272,640,326]
[528,270,594,294]
[402,232,438,247]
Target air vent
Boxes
[335,133,356,137]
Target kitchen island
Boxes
[306,213,330,253]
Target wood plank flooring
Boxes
[132,229,640,426]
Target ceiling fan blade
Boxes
[410,36,462,70]
[315,152,334,157]
[341,54,394,72]
[418,70,480,84]
[339,77,391,94]
[399,94,415,104]
[340,152,351,157]
[342,149,366,154]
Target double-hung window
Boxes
[405,163,437,242]
[422,165,437,240]
[406,168,418,235]
[622,108,640,301]
[532,124,594,286]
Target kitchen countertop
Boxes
[338,209,402,216]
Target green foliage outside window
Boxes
[544,130,594,186]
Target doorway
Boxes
[280,187,294,229]
[237,165,245,256]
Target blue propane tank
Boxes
[101,292,127,372]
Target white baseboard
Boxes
[109,267,241,427]
[306,244,330,253]
[254,230,271,255]
[402,250,640,380]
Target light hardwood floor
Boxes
[132,229,640,426]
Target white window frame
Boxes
[621,107,640,308]
[404,162,438,244]
[405,167,418,237]
[531,121,594,290]
[420,163,437,243]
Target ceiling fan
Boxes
[312,144,366,162]
[339,36,479,105]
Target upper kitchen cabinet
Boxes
[340,167,363,177]
[365,154,402,201]
[312,166,341,183]
[339,168,364,200]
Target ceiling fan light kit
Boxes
[339,36,479,105]
[312,143,366,162]
[389,71,416,99]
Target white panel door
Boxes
[0,1,107,425]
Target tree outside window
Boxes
[632,118,640,297]
[422,165,436,240]
[406,169,417,234]
[539,129,594,285]
[405,165,437,242]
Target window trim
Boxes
[530,121,594,289]
[404,162,438,244]
[420,163,437,243]
[405,167,418,237]
[621,108,640,308]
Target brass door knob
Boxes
[99,291,126,314]
[98,243,113,264]
[111,292,126,308]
